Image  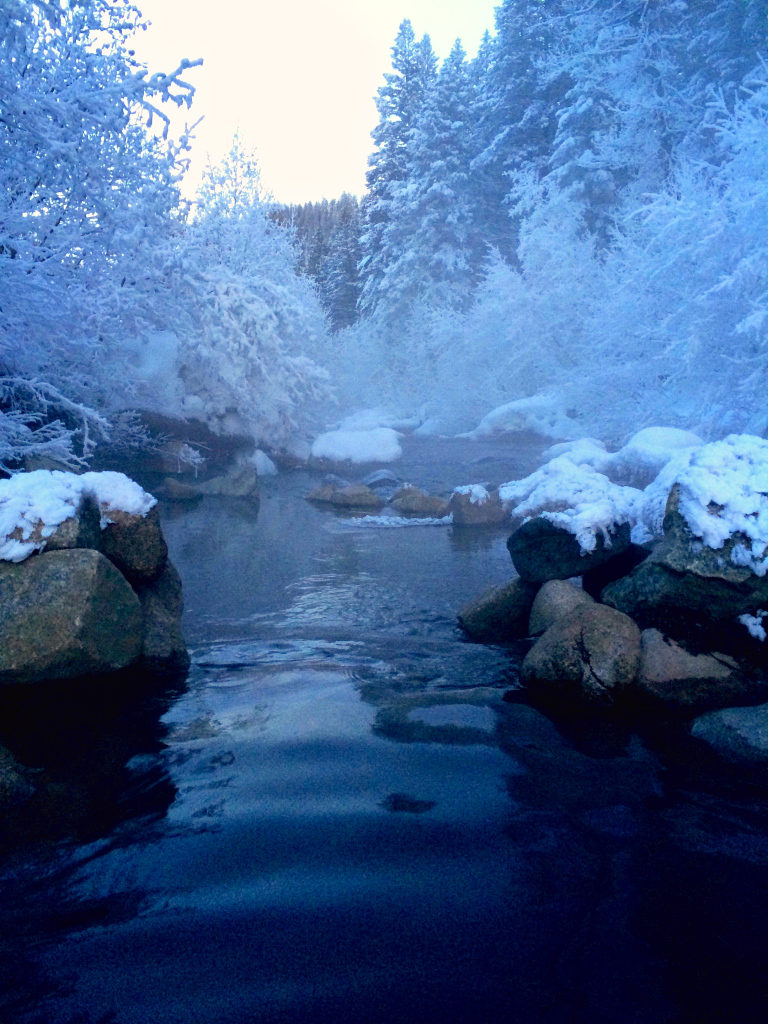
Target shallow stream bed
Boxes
[3,434,768,1023]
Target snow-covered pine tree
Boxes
[357,20,437,316]
[375,40,484,317]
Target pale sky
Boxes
[133,0,498,204]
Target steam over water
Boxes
[3,435,768,1024]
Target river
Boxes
[3,434,768,1023]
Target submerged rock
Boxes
[691,704,768,766]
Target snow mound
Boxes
[0,470,156,563]
[336,408,422,433]
[311,427,402,464]
[253,450,278,476]
[499,456,644,553]
[604,427,703,486]
[465,394,583,441]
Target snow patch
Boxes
[0,470,156,562]
[453,484,491,505]
[335,514,452,529]
[311,427,402,464]
[465,394,583,441]
[253,450,278,476]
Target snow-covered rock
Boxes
[465,394,583,441]
[0,470,156,564]
[310,427,402,465]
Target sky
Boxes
[133,0,498,205]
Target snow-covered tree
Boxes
[0,0,198,470]
[358,20,437,316]
[374,40,485,318]
[170,138,329,444]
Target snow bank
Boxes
[0,470,156,563]
[311,427,402,464]
[336,408,423,433]
[499,456,643,553]
[465,394,583,441]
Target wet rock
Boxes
[389,486,450,517]
[99,504,168,584]
[135,561,189,672]
[449,487,508,526]
[528,579,594,637]
[691,704,768,766]
[633,629,754,713]
[521,603,641,706]
[508,516,632,583]
[194,463,260,499]
[458,578,539,644]
[306,483,385,510]
[602,485,768,654]
[0,549,142,685]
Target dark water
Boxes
[4,435,768,1023]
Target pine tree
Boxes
[376,40,484,317]
[357,20,437,316]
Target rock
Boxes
[691,704,768,766]
[528,579,594,637]
[458,578,539,644]
[99,504,168,584]
[0,549,142,685]
[508,516,632,583]
[633,629,754,713]
[306,483,385,510]
[0,745,35,809]
[449,487,508,526]
[195,463,260,499]
[521,603,641,706]
[602,484,768,653]
[43,492,102,552]
[581,543,650,600]
[389,486,450,517]
[136,561,189,671]
[156,477,203,503]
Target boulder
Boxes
[99,504,168,584]
[389,487,450,517]
[508,516,632,583]
[449,487,508,527]
[458,578,539,644]
[521,603,641,706]
[633,629,754,713]
[306,483,385,510]
[194,463,260,499]
[0,549,142,685]
[136,561,189,671]
[691,704,768,766]
[528,579,594,637]
[602,485,768,652]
